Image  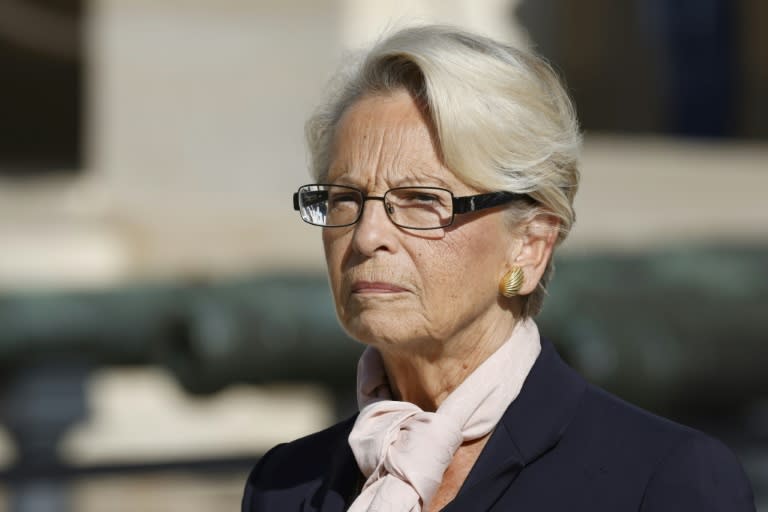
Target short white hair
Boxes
[306,25,581,317]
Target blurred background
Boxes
[0,0,766,510]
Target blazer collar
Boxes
[446,339,586,508]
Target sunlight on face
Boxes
[322,91,519,353]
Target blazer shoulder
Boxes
[242,415,358,511]
[246,414,357,489]
[639,430,756,511]
[577,384,755,510]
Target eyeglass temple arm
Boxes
[452,191,527,214]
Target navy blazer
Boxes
[242,340,756,511]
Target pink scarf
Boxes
[347,319,541,512]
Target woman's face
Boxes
[322,90,519,351]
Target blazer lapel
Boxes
[443,339,587,511]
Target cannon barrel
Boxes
[541,244,768,416]
[0,245,766,415]
[0,274,360,394]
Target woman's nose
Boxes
[351,198,398,256]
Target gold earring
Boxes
[499,267,525,298]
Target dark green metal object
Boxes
[0,274,361,394]
[540,244,768,416]
[0,244,766,413]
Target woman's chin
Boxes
[341,310,420,348]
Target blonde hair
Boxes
[306,25,581,317]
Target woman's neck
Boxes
[376,314,518,412]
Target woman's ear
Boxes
[509,215,560,296]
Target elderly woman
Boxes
[243,26,754,511]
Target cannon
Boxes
[0,244,766,411]
[541,244,768,418]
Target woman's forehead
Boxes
[326,153,463,190]
[327,94,469,191]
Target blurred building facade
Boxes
[0,0,766,290]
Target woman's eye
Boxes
[404,192,438,204]
[330,194,358,206]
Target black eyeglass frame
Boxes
[292,184,531,230]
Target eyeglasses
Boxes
[293,184,530,230]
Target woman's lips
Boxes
[351,281,408,294]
